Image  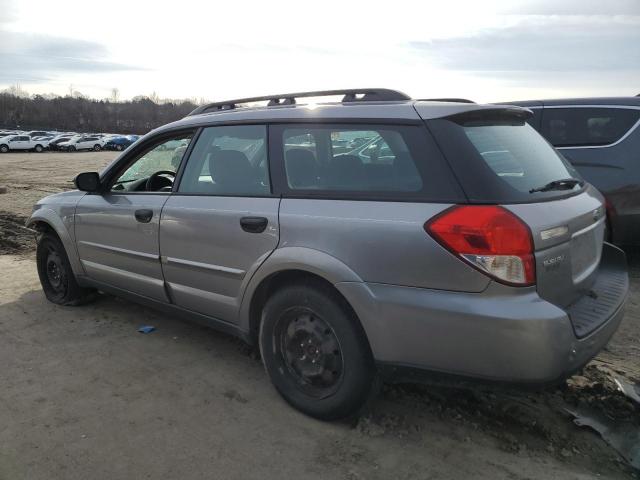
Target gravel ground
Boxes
[0,151,638,479]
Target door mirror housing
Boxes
[74,172,101,192]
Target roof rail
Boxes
[187,88,411,116]
[419,98,475,104]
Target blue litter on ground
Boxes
[138,325,156,334]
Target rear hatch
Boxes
[421,105,607,313]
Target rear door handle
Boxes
[240,216,268,233]
[135,209,153,223]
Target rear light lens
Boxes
[425,205,536,286]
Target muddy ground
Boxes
[0,151,638,479]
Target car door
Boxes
[74,131,194,302]
[77,136,91,150]
[160,124,279,323]
[11,135,31,150]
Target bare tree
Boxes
[0,88,197,134]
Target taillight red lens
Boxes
[425,205,536,286]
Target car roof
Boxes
[152,99,531,136]
[503,97,640,108]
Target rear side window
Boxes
[542,107,640,147]
[428,110,582,203]
[277,125,436,195]
[178,125,270,196]
[283,127,422,192]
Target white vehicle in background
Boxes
[32,136,55,148]
[0,135,48,153]
[57,134,104,152]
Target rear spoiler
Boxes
[444,106,533,125]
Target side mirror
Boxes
[74,172,101,192]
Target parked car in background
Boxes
[505,97,640,246]
[103,136,136,151]
[32,136,55,149]
[48,135,76,151]
[58,135,104,152]
[0,134,48,152]
[27,130,48,138]
[29,89,628,420]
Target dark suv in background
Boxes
[506,97,640,246]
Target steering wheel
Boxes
[145,170,176,191]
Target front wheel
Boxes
[36,233,95,305]
[93,144,101,151]
[67,146,76,152]
[259,282,376,420]
[34,144,43,153]
[0,144,8,153]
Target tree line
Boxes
[0,93,199,135]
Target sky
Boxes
[0,0,638,103]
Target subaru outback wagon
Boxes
[29,89,629,420]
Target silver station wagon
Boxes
[29,89,629,420]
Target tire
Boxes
[36,233,95,305]
[34,144,43,153]
[93,144,101,151]
[0,144,8,153]
[116,144,123,151]
[259,281,376,420]
[68,146,76,152]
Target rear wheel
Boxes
[259,282,376,420]
[115,144,124,151]
[34,144,43,153]
[36,233,95,305]
[67,146,76,152]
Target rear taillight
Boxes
[425,205,536,286]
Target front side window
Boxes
[178,125,269,196]
[110,133,193,192]
[281,126,423,192]
[543,107,640,147]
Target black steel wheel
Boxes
[260,281,376,420]
[36,233,95,305]
[276,307,344,398]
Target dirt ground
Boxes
[0,151,639,479]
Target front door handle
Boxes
[240,216,268,233]
[135,209,153,223]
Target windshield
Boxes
[427,112,583,203]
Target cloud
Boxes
[409,16,640,73]
[0,31,144,83]
[503,0,640,15]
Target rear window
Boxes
[427,110,583,203]
[542,107,640,147]
[272,124,463,201]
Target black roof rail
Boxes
[187,88,411,116]
[418,98,475,104]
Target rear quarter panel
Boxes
[277,199,491,292]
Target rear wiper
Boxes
[529,178,583,194]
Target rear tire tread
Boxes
[259,280,377,420]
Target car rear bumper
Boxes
[336,243,628,384]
